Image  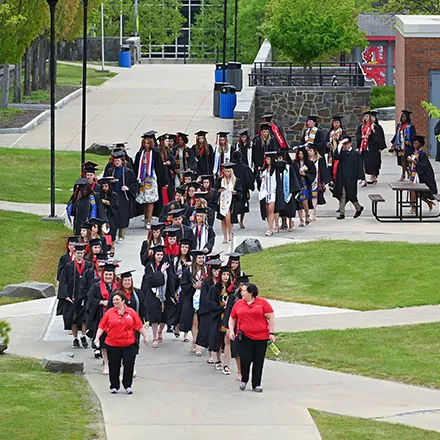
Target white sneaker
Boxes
[118,237,124,243]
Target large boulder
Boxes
[0,282,55,299]
[234,238,264,255]
[86,142,113,155]
[42,353,84,374]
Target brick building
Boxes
[395,15,440,157]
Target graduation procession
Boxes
[56,108,437,394]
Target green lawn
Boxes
[0,211,69,291]
[0,148,109,204]
[0,108,24,123]
[0,356,104,440]
[57,63,117,86]
[371,85,395,108]
[269,323,440,389]
[242,241,440,310]
[311,410,440,440]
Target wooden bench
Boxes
[368,194,385,203]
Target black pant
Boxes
[239,338,268,388]
[106,343,137,390]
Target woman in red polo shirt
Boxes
[95,291,149,394]
[228,283,275,392]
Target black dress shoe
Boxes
[336,214,345,220]
[81,336,89,349]
[73,338,80,348]
[166,326,174,333]
[354,206,364,218]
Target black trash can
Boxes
[213,82,229,117]
[215,63,228,83]
[220,84,237,119]
[227,62,242,92]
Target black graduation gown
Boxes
[86,280,115,341]
[208,284,228,352]
[100,190,119,241]
[232,161,255,214]
[316,157,332,205]
[192,143,215,175]
[141,263,176,324]
[70,194,95,235]
[176,224,196,247]
[301,128,326,156]
[57,259,91,330]
[214,177,244,223]
[203,189,217,212]
[435,122,440,162]
[415,150,438,199]
[332,148,365,203]
[57,252,71,281]
[160,150,177,201]
[356,124,384,176]
[274,163,302,217]
[294,160,317,211]
[105,165,138,229]
[195,279,213,348]
[172,146,197,180]
[236,141,253,167]
[192,224,216,252]
[252,136,279,171]
[104,154,134,174]
[177,268,199,333]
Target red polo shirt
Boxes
[230,297,274,340]
[98,306,143,347]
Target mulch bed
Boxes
[0,110,45,129]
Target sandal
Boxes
[207,359,215,365]
[158,332,163,343]
[152,339,159,349]
[223,365,231,375]
[399,174,405,181]
[215,361,223,371]
[174,329,180,338]
[195,350,202,356]
[183,338,190,343]
[305,218,311,225]
[265,231,273,236]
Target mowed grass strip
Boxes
[269,323,440,389]
[0,356,104,440]
[0,211,69,292]
[310,409,440,440]
[0,148,109,204]
[57,63,117,86]
[242,240,440,310]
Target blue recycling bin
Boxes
[119,45,131,68]
[219,84,237,119]
[215,63,228,83]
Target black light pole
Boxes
[47,0,58,218]
[81,0,89,167]
[222,0,227,82]
[233,0,238,62]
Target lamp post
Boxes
[81,0,89,168]
[222,0,227,82]
[233,0,238,62]
[46,0,58,218]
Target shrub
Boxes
[371,85,395,109]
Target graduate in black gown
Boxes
[200,175,217,212]
[192,130,214,176]
[57,243,91,348]
[173,132,197,185]
[231,150,256,229]
[98,177,119,251]
[157,133,177,205]
[80,253,106,306]
[300,115,326,155]
[169,208,196,245]
[208,266,233,375]
[104,143,134,175]
[104,150,139,242]
[140,221,165,267]
[235,129,253,168]
[252,122,279,177]
[141,245,176,348]
[178,250,206,354]
[57,236,79,281]
[195,259,221,362]
[192,207,216,253]
[86,262,118,372]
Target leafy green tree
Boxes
[262,0,367,67]
[371,0,440,14]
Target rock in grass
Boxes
[234,238,263,255]
[86,142,114,155]
[0,282,55,299]
[0,344,7,354]
[42,353,84,374]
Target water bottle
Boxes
[268,341,280,356]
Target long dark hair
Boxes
[295,147,312,168]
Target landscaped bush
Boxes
[371,85,395,109]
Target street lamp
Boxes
[81,0,89,168]
[46,0,58,218]
[222,0,227,82]
[233,0,238,62]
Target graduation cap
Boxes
[111,142,128,149]
[238,128,249,136]
[169,208,185,218]
[206,259,223,269]
[187,182,201,190]
[401,109,412,115]
[183,170,195,178]
[83,161,99,173]
[141,130,157,139]
[194,191,209,199]
[150,221,164,230]
[413,135,425,146]
[308,143,321,151]
[222,162,236,169]
[332,115,343,121]
[220,265,232,273]
[259,122,271,131]
[103,262,119,272]
[87,217,106,226]
[177,132,189,143]
[164,227,180,237]
[227,252,242,261]
[151,244,166,253]
[195,207,208,214]
[235,273,253,284]
[206,250,223,260]
[341,135,352,143]
[75,177,89,186]
[217,131,229,138]
[95,253,108,261]
[66,236,80,243]
[81,222,93,230]
[195,130,208,136]
[264,151,278,157]
[262,114,274,122]
[112,149,126,158]
[175,186,187,196]
[179,238,193,247]
[74,243,87,252]
[119,270,136,279]
[98,176,117,185]
[307,115,318,122]
[89,238,103,247]
[200,175,214,183]
[190,249,205,257]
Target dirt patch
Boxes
[0,110,45,129]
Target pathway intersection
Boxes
[2,64,440,439]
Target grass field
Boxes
[311,410,440,440]
[0,356,104,440]
[0,148,109,204]
[269,323,440,389]
[242,240,440,310]
[57,63,117,86]
[0,211,69,292]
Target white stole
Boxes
[219,178,234,217]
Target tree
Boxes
[262,0,367,67]
[371,0,440,15]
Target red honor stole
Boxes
[74,259,85,277]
